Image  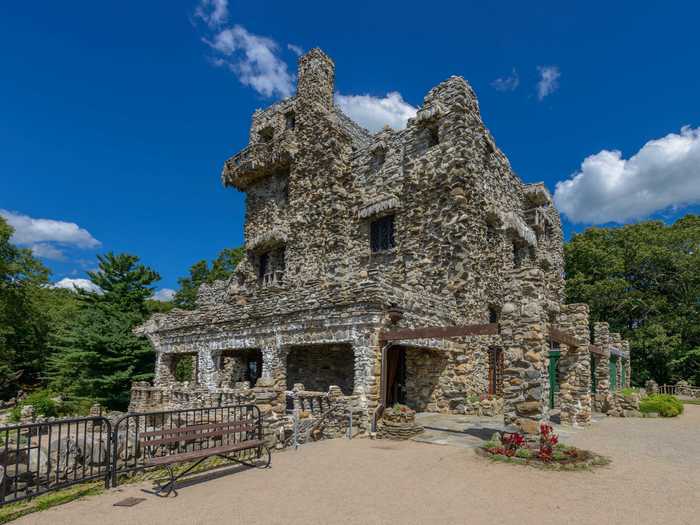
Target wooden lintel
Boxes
[379,323,499,342]
[549,327,579,348]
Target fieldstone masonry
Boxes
[131,48,628,437]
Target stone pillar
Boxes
[197,348,221,389]
[593,322,611,411]
[500,267,549,436]
[611,333,622,391]
[622,340,631,387]
[154,352,176,387]
[556,304,592,426]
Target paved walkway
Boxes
[17,406,700,525]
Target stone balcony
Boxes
[221,132,296,190]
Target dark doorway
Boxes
[386,347,407,406]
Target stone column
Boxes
[500,267,549,436]
[259,344,288,413]
[593,322,611,411]
[611,333,622,391]
[622,340,631,387]
[556,304,592,426]
[154,352,176,387]
[197,348,222,389]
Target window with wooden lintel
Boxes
[488,347,504,396]
[370,215,395,253]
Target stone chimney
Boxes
[296,48,335,109]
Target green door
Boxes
[548,352,560,409]
[591,355,597,394]
[609,359,618,391]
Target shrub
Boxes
[9,390,92,422]
[620,387,639,397]
[515,448,533,459]
[639,394,684,417]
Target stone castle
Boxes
[132,48,631,438]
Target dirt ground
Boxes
[16,405,700,525]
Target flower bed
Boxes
[477,423,609,470]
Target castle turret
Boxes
[296,48,335,109]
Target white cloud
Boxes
[205,25,294,98]
[52,278,102,294]
[194,0,229,28]
[491,68,520,92]
[0,209,100,248]
[31,243,66,261]
[153,288,176,302]
[287,43,303,57]
[536,66,560,100]
[334,92,418,133]
[554,126,700,224]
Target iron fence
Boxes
[0,404,262,506]
[110,404,261,487]
[0,416,112,506]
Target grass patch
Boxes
[0,482,103,524]
[639,394,684,417]
[620,387,639,397]
[682,399,700,405]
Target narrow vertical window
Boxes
[259,253,270,280]
[488,348,504,396]
[285,111,295,130]
[370,215,395,253]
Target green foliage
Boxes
[174,355,195,382]
[48,253,159,410]
[620,387,639,397]
[0,216,51,398]
[639,394,684,417]
[515,447,533,459]
[174,247,244,309]
[565,215,700,385]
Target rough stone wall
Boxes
[593,322,612,412]
[499,267,551,435]
[556,304,592,426]
[285,344,355,395]
[134,48,576,436]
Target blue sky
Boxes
[2,0,699,298]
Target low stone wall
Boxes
[605,391,642,418]
[457,396,503,416]
[129,380,361,449]
[377,406,423,440]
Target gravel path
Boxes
[17,405,700,525]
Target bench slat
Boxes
[140,420,255,438]
[144,440,264,467]
[142,425,257,447]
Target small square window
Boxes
[370,215,395,253]
[259,126,274,143]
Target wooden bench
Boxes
[140,420,271,496]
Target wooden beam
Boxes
[549,327,579,348]
[379,323,499,342]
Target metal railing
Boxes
[110,404,262,487]
[0,404,262,506]
[0,416,112,506]
[659,384,700,397]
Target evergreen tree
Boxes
[174,247,244,309]
[48,253,160,409]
